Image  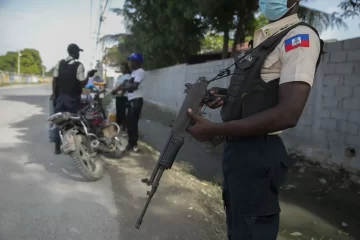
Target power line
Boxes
[90,0,94,35]
[95,0,110,49]
[92,0,109,68]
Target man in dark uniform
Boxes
[186,0,323,239]
[52,43,97,154]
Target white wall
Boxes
[141,37,360,173]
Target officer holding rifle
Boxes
[186,0,322,239]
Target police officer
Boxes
[186,0,322,239]
[52,43,97,154]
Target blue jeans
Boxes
[53,94,80,143]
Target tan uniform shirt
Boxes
[53,56,86,81]
[254,14,321,134]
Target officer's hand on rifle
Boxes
[186,108,216,142]
[205,87,226,109]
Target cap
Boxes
[67,43,84,53]
[127,52,144,64]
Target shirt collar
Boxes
[254,14,300,46]
[65,56,74,61]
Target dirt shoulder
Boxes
[128,119,360,240]
[105,142,227,240]
[278,160,360,240]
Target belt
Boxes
[225,134,279,142]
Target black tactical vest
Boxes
[56,59,82,97]
[220,22,323,122]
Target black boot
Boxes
[55,139,61,155]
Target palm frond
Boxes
[98,33,130,43]
[298,5,348,33]
[109,8,123,15]
[338,0,360,18]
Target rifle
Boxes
[135,76,226,229]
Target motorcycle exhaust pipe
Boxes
[90,140,114,153]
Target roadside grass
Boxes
[136,141,228,239]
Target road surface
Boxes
[0,84,119,240]
[1,84,359,240]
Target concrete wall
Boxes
[140,37,360,173]
[0,71,52,85]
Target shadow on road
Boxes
[1,93,227,239]
[2,94,85,181]
[0,94,119,239]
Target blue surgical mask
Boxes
[259,0,297,21]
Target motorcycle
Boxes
[48,91,127,181]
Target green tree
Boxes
[0,48,43,75]
[20,49,43,75]
[229,0,259,56]
[201,33,234,53]
[200,13,268,54]
[101,0,355,70]
[0,52,18,72]
[106,0,207,70]
[195,0,237,58]
[121,0,207,69]
[244,13,269,43]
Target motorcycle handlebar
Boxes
[69,116,81,120]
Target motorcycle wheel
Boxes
[70,134,104,181]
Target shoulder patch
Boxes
[284,34,310,52]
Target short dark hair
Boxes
[120,62,131,74]
[67,43,83,54]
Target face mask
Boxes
[259,0,298,21]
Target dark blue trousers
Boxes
[54,95,80,146]
[222,135,295,240]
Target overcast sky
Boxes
[0,0,359,71]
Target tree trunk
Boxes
[231,18,243,57]
[221,28,229,59]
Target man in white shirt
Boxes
[111,53,145,152]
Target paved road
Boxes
[0,84,119,240]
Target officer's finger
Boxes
[187,108,201,122]
[209,87,219,94]
[214,101,224,108]
[207,98,222,108]
[185,125,196,135]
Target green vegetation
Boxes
[0,48,45,75]
[101,0,359,70]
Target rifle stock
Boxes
[135,77,210,229]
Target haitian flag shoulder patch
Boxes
[284,34,310,52]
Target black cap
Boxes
[67,43,84,53]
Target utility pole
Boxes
[17,51,22,75]
[93,0,109,73]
